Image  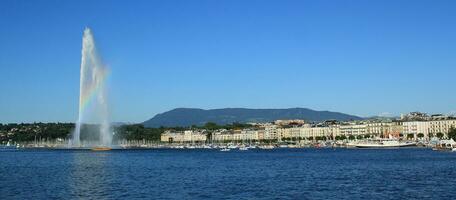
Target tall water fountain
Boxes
[71,28,111,147]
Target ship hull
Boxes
[355,142,416,148]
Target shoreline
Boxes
[2,145,430,151]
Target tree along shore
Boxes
[0,122,252,144]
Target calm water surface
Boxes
[1,148,455,199]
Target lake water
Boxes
[1,148,455,199]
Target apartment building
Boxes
[402,121,430,139]
[428,119,456,138]
[339,123,367,136]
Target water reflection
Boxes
[68,151,114,199]
[3,149,456,199]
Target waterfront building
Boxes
[244,129,259,141]
[212,129,232,142]
[212,129,260,142]
[338,123,367,136]
[263,124,278,140]
[159,112,456,143]
[400,113,456,140]
[428,119,456,138]
[160,130,207,143]
[277,127,292,140]
[298,125,338,140]
[366,121,402,138]
[231,129,243,141]
[402,121,430,140]
[366,122,390,137]
[276,124,339,141]
[257,129,265,141]
[389,121,404,138]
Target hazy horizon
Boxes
[1,0,455,123]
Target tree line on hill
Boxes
[0,123,73,143]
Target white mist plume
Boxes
[71,28,111,147]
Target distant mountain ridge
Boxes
[142,108,363,127]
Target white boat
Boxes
[259,145,275,149]
[433,139,456,151]
[239,147,248,151]
[220,148,231,152]
[353,140,416,148]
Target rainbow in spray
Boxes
[71,28,112,147]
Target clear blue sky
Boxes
[1,0,455,123]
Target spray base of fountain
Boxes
[91,146,112,151]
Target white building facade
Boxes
[428,120,456,138]
[161,130,207,143]
[402,121,430,139]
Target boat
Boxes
[287,144,298,148]
[239,147,248,151]
[91,147,112,151]
[433,139,456,151]
[352,140,416,148]
[220,148,231,152]
[259,145,275,149]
